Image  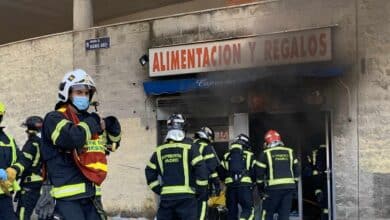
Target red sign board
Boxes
[149,28,332,77]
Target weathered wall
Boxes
[357,0,390,219]
[0,34,73,145]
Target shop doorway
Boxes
[249,111,333,220]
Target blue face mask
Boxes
[72,96,90,111]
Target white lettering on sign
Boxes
[149,28,332,77]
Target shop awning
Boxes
[143,67,344,95]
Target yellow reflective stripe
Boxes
[157,150,164,174]
[0,134,18,164]
[255,161,267,168]
[51,183,86,198]
[225,176,252,184]
[210,172,218,178]
[78,122,91,142]
[196,179,208,186]
[268,178,295,186]
[245,152,252,170]
[51,119,69,145]
[200,201,207,220]
[266,151,273,180]
[225,177,233,184]
[256,180,264,183]
[313,170,319,175]
[13,163,25,174]
[156,142,192,174]
[315,189,322,195]
[183,147,189,187]
[241,176,252,183]
[230,144,242,150]
[149,180,160,189]
[19,207,25,220]
[199,142,207,154]
[261,210,266,220]
[95,185,102,196]
[191,155,203,166]
[161,186,194,195]
[203,153,215,160]
[288,149,294,177]
[248,208,254,220]
[294,158,298,164]
[313,150,317,166]
[32,142,41,167]
[108,133,121,142]
[23,152,33,160]
[323,209,329,214]
[159,142,191,151]
[85,162,108,172]
[147,161,157,170]
[24,173,43,183]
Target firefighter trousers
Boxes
[226,186,254,220]
[261,189,294,220]
[16,186,41,220]
[55,197,102,220]
[0,195,17,220]
[197,193,208,220]
[157,197,197,220]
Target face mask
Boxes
[72,96,90,111]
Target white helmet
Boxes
[57,69,96,103]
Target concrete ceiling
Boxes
[0,0,190,45]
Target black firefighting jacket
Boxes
[41,108,102,200]
[0,128,29,194]
[256,146,300,191]
[193,139,220,184]
[19,134,44,189]
[145,138,208,200]
[219,142,256,187]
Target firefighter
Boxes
[256,130,299,220]
[0,102,29,220]
[145,114,208,220]
[15,116,45,220]
[219,134,256,220]
[39,69,121,220]
[308,144,328,220]
[193,126,221,220]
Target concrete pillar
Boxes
[73,0,93,30]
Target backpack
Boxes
[227,147,246,183]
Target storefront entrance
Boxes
[249,111,333,220]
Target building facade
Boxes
[0,0,389,219]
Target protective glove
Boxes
[6,167,17,182]
[104,116,121,136]
[0,169,7,181]
[35,184,55,219]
